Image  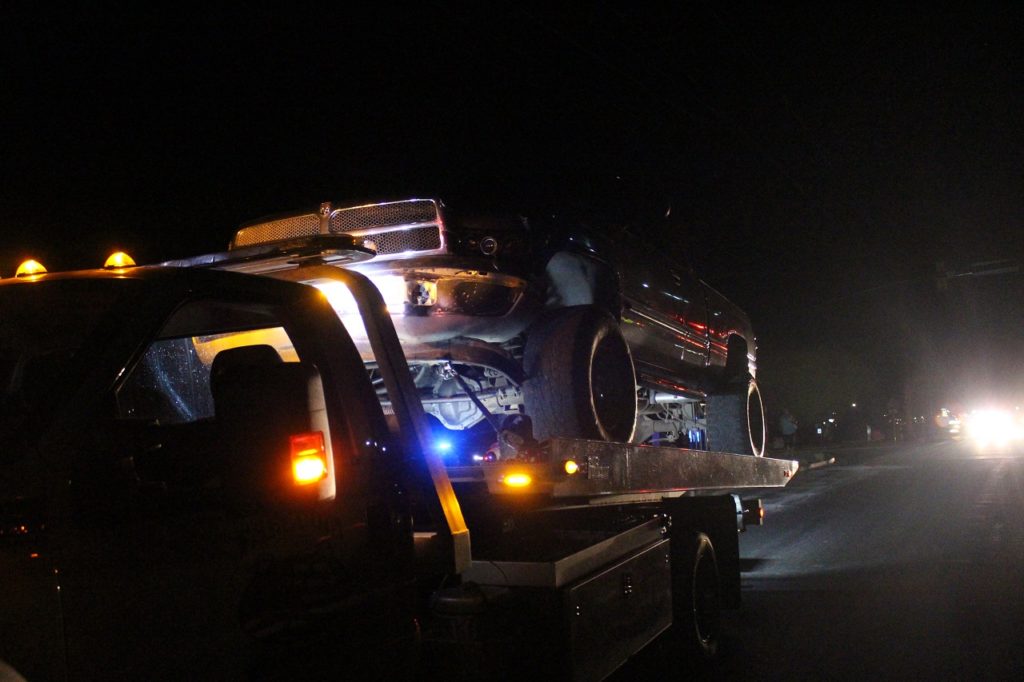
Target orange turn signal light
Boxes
[290,431,328,485]
[563,459,580,475]
[502,472,532,488]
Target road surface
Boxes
[618,439,1024,680]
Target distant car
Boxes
[961,407,1024,446]
[231,198,765,455]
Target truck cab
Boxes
[0,265,423,680]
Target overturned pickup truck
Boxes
[221,198,765,457]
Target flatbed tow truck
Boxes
[0,238,796,681]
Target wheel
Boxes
[674,532,721,659]
[706,376,766,456]
[522,306,637,442]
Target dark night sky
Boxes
[2,4,1022,420]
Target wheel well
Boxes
[544,251,619,316]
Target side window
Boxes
[115,300,298,425]
[98,298,314,496]
[116,336,215,423]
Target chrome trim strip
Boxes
[625,304,707,348]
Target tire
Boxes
[706,377,766,456]
[673,532,721,660]
[522,306,637,442]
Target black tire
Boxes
[522,306,637,442]
[706,377,766,456]
[673,532,721,660]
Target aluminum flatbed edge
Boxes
[448,437,799,504]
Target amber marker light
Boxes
[15,259,47,277]
[104,251,136,268]
[502,472,532,488]
[290,432,328,485]
[563,459,580,475]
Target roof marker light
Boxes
[15,260,47,277]
[104,251,136,268]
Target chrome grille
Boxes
[328,199,443,257]
[230,199,445,256]
[232,213,320,248]
[329,199,439,233]
[363,226,443,255]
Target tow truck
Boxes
[0,242,796,681]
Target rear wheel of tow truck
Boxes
[522,305,637,442]
[706,376,766,456]
[673,532,721,660]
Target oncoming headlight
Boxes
[965,409,1019,446]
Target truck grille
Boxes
[329,199,444,257]
[329,200,439,232]
[363,226,442,255]
[230,199,445,257]
[232,213,320,248]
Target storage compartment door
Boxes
[565,538,672,681]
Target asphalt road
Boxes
[617,439,1024,680]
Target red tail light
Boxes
[290,431,327,485]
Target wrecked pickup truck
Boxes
[227,198,766,458]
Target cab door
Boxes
[666,262,711,372]
[52,293,412,680]
[0,460,65,682]
[616,226,709,394]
